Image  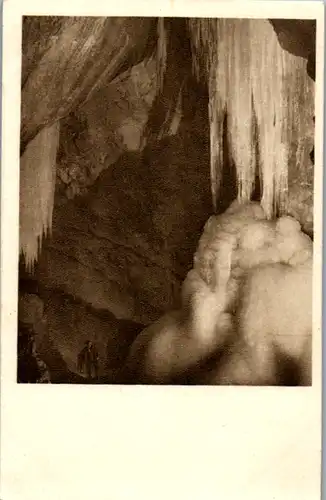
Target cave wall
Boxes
[43,292,144,379]
[269,20,316,81]
[20,111,212,376]
[18,18,316,380]
[19,46,212,376]
[18,287,144,381]
[56,58,158,199]
[20,16,156,152]
[33,95,212,326]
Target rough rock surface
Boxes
[269,19,316,80]
[57,58,158,199]
[21,17,155,150]
[17,315,51,383]
[35,116,212,326]
[41,291,144,379]
[18,293,44,327]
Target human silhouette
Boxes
[77,340,99,381]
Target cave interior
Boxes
[18,17,316,384]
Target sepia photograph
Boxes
[17,15,317,386]
[1,2,323,500]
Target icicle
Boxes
[188,19,314,219]
[215,20,256,204]
[188,19,256,210]
[250,20,313,219]
[187,18,214,81]
[188,19,203,80]
[20,121,60,271]
[208,61,224,212]
[168,85,183,136]
[157,83,184,141]
[157,18,167,92]
[249,20,288,219]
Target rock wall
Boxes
[57,58,158,199]
[43,291,144,379]
[18,287,144,380]
[34,104,212,326]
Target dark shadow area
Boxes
[251,100,262,203]
[275,348,311,387]
[216,111,238,214]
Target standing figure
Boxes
[17,321,51,383]
[77,341,99,381]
